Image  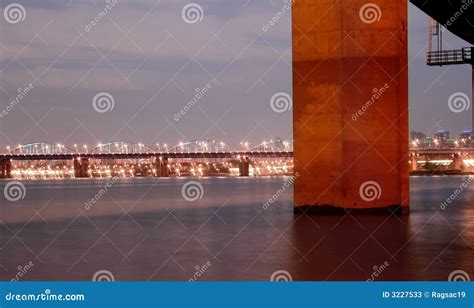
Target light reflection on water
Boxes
[0,176,472,281]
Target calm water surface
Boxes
[0,176,472,281]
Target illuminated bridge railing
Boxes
[427,47,473,66]
[0,151,294,161]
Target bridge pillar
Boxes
[74,158,90,178]
[239,156,250,177]
[154,157,169,177]
[292,0,409,214]
[0,159,12,179]
[410,155,418,172]
[453,154,465,171]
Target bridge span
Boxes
[0,151,293,179]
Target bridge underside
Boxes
[410,0,474,45]
[292,0,409,214]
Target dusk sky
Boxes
[0,0,472,149]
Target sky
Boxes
[0,0,472,149]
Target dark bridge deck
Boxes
[0,151,293,161]
[411,0,474,44]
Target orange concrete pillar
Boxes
[410,154,418,172]
[239,156,250,177]
[74,158,90,178]
[154,157,169,177]
[0,159,12,179]
[453,154,464,171]
[292,0,409,214]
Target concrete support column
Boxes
[155,157,169,177]
[239,156,250,177]
[292,0,409,214]
[411,155,418,172]
[453,154,464,171]
[471,63,473,131]
[0,159,12,179]
[74,158,90,178]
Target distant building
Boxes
[459,130,474,147]
[410,131,428,147]
[434,130,450,147]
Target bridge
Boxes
[409,147,474,171]
[0,140,293,179]
[293,0,473,214]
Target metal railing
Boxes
[427,47,472,66]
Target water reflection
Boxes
[0,176,472,281]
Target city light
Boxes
[0,140,294,180]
